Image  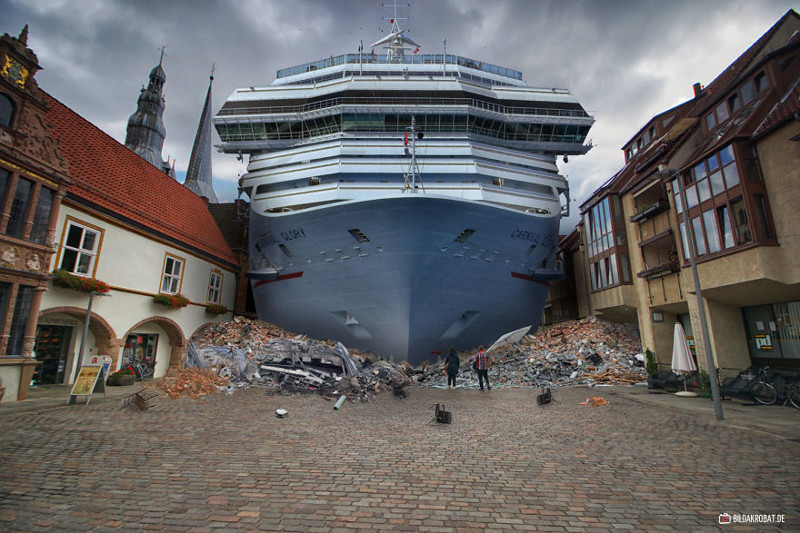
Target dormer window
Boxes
[754,72,768,93]
[715,101,730,124]
[728,93,740,114]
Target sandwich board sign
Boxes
[67,357,107,405]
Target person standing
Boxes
[474,345,491,390]
[444,347,460,389]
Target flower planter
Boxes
[108,373,135,386]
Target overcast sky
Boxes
[3,0,797,230]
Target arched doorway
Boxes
[122,317,186,379]
[37,307,116,384]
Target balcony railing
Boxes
[637,261,680,280]
[630,198,669,223]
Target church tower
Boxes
[183,72,218,202]
[124,51,175,178]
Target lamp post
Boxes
[67,290,110,405]
[661,165,723,420]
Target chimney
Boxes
[693,83,703,97]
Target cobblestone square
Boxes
[1,385,798,531]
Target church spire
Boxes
[183,69,218,202]
[124,51,175,178]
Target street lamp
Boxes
[659,165,723,420]
[67,290,110,405]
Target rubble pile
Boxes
[188,317,411,401]
[152,367,230,399]
[414,316,646,389]
[180,315,644,399]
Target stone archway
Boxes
[38,306,120,366]
[123,316,187,371]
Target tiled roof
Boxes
[42,92,237,268]
[690,10,800,117]
[208,202,247,252]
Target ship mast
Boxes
[370,1,420,63]
[404,116,424,193]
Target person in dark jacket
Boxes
[444,347,460,389]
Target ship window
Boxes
[455,229,475,243]
[348,228,369,242]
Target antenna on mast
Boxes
[373,1,419,62]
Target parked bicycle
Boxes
[749,366,800,409]
[123,356,153,381]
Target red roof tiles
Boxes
[42,92,237,267]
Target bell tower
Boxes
[124,48,174,178]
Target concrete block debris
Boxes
[275,408,288,418]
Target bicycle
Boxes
[750,366,800,409]
[123,356,154,381]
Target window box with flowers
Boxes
[108,366,135,386]
[205,303,229,315]
[153,293,190,309]
[52,269,110,294]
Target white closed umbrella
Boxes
[671,322,697,397]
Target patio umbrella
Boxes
[671,322,697,397]
[486,325,532,354]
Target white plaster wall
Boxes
[39,205,236,382]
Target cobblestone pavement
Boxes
[1,385,798,532]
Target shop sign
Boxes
[754,334,773,350]
[67,358,106,405]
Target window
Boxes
[715,101,729,124]
[754,72,768,93]
[0,169,8,208]
[59,220,102,275]
[719,145,739,188]
[29,186,55,244]
[0,93,13,128]
[207,270,223,304]
[703,209,721,254]
[160,255,184,294]
[705,112,717,131]
[728,93,740,113]
[754,195,772,240]
[692,216,707,256]
[740,80,756,105]
[694,162,711,204]
[7,285,34,356]
[731,198,752,245]
[6,177,33,238]
[718,206,735,249]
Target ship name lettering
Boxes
[281,228,306,241]
[510,229,540,243]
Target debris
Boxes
[275,408,288,418]
[133,388,160,410]
[173,315,643,401]
[579,396,609,407]
[333,395,347,410]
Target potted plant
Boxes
[205,303,228,314]
[153,293,190,309]
[52,269,110,294]
[645,349,659,389]
[108,366,135,386]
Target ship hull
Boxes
[250,196,558,364]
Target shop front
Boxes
[743,301,800,366]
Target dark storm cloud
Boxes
[3,0,798,224]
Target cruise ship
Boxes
[214,16,594,364]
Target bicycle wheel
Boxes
[752,381,778,405]
[786,383,800,410]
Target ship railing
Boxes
[218,96,591,119]
[277,53,523,81]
